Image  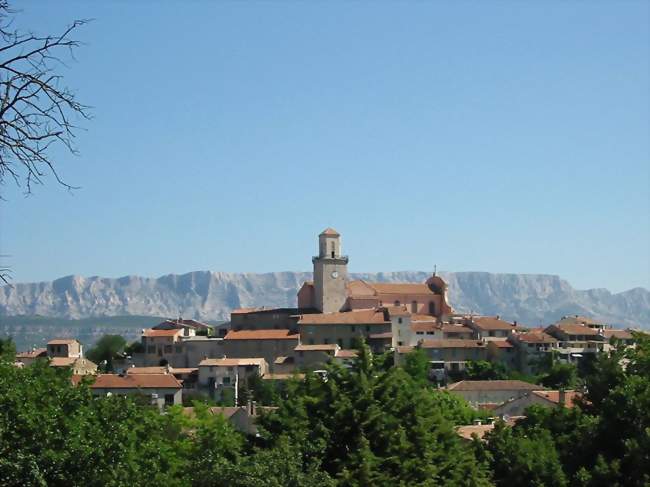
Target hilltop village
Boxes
[12,229,640,429]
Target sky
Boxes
[0,1,648,293]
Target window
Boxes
[330,242,335,258]
[223,377,231,385]
[411,301,418,312]
[337,338,343,347]
[398,341,403,346]
[164,394,175,405]
[429,302,436,315]
[394,300,400,307]
[398,318,403,324]
[164,345,172,354]
[365,326,370,332]
[351,325,356,332]
[175,345,182,353]
[324,338,330,344]
[489,331,495,337]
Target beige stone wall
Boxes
[300,323,391,349]
[223,338,298,372]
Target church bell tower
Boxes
[313,228,348,313]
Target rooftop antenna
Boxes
[433,264,437,276]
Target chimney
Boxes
[513,320,517,327]
[559,389,566,406]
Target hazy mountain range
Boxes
[1,271,648,329]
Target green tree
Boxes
[0,337,15,362]
[465,360,509,380]
[86,334,127,371]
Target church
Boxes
[229,228,454,352]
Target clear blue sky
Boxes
[1,1,648,292]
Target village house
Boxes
[508,330,559,373]
[465,316,520,341]
[493,389,580,417]
[292,343,359,370]
[486,340,516,368]
[222,329,298,372]
[197,357,268,399]
[15,347,47,366]
[446,380,545,408]
[91,373,183,406]
[544,321,607,363]
[49,356,98,375]
[47,338,83,358]
[413,339,488,374]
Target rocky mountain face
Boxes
[0,271,648,329]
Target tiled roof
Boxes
[557,315,603,327]
[199,358,265,367]
[170,368,198,375]
[16,348,47,359]
[335,349,359,358]
[224,329,299,340]
[294,344,339,352]
[513,332,558,344]
[603,329,634,340]
[91,373,182,389]
[126,367,168,375]
[47,339,79,345]
[368,283,435,295]
[490,341,514,348]
[368,332,393,339]
[531,390,580,408]
[447,380,543,392]
[420,339,486,349]
[49,357,78,367]
[320,227,340,236]
[298,308,387,325]
[231,307,265,314]
[471,317,517,331]
[142,329,182,337]
[456,424,495,441]
[411,314,436,322]
[547,323,600,336]
[441,325,473,334]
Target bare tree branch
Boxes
[0,1,91,195]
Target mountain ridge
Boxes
[1,270,648,329]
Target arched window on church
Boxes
[331,242,335,258]
[429,301,436,315]
[394,300,400,307]
[411,301,418,313]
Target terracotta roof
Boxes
[447,380,543,392]
[603,329,634,340]
[294,344,339,352]
[199,358,265,367]
[231,307,265,314]
[558,315,603,327]
[47,339,79,345]
[441,325,473,334]
[335,349,359,358]
[224,329,299,340]
[126,367,168,375]
[514,332,558,344]
[368,282,435,295]
[298,308,388,325]
[531,390,580,408]
[490,341,514,348]
[547,323,600,336]
[171,368,198,375]
[420,339,486,349]
[91,373,182,389]
[412,314,436,322]
[49,357,78,367]
[142,329,182,337]
[368,332,393,339]
[16,348,47,359]
[320,227,340,236]
[456,424,495,441]
[471,317,517,331]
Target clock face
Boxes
[331,271,339,279]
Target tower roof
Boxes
[320,227,340,236]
